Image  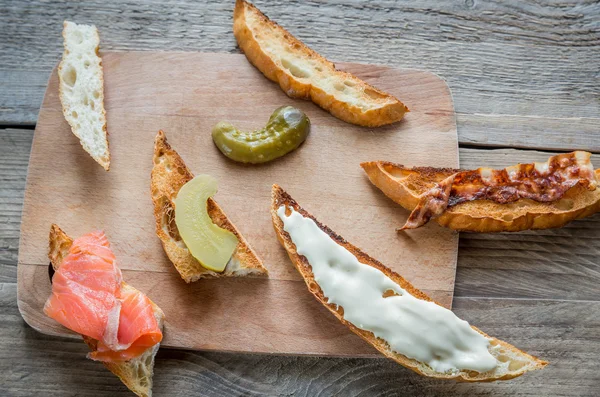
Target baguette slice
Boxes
[58,21,110,170]
[48,224,164,397]
[151,130,268,282]
[361,160,600,232]
[271,185,547,381]
[233,0,408,127]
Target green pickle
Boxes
[212,106,310,164]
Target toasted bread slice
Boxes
[361,161,600,232]
[48,224,164,397]
[233,0,408,127]
[58,21,110,170]
[150,130,267,282]
[271,185,547,381]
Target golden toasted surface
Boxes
[150,130,267,282]
[233,0,408,127]
[361,160,600,232]
[48,224,164,397]
[270,185,547,381]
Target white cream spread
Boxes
[277,206,498,374]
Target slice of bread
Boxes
[150,130,268,282]
[233,0,408,127]
[361,161,600,232]
[58,21,110,170]
[270,185,547,381]
[48,224,164,397]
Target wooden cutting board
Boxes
[18,52,458,356]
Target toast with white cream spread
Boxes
[271,184,547,381]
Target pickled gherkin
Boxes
[212,106,310,164]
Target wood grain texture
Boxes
[2,283,599,396]
[1,0,598,152]
[457,149,600,302]
[0,129,32,284]
[3,128,600,395]
[2,0,600,394]
[17,52,459,354]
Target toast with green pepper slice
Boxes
[150,130,268,282]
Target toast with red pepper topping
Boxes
[361,151,600,232]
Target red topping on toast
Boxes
[402,151,596,230]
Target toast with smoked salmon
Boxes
[48,224,164,397]
[361,152,600,232]
[271,185,547,381]
[233,0,408,127]
[150,130,267,282]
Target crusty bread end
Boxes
[233,0,408,127]
[58,21,110,170]
[270,185,547,381]
[150,130,268,282]
[48,224,163,397]
[361,161,600,232]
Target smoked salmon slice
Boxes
[44,230,162,362]
[89,285,164,362]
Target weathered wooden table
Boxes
[1,1,599,395]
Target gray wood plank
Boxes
[1,0,598,151]
[457,148,600,301]
[0,71,48,126]
[0,129,31,283]
[1,283,598,396]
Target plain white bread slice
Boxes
[233,0,409,127]
[58,21,110,170]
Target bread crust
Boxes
[270,185,547,381]
[233,0,409,127]
[361,161,600,232]
[150,130,267,282]
[48,224,163,397]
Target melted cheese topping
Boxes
[278,206,498,374]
